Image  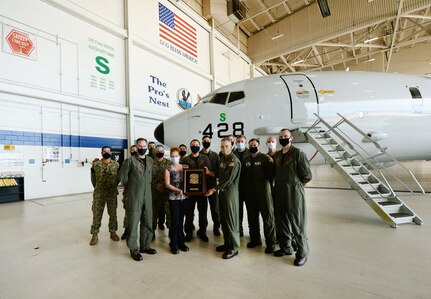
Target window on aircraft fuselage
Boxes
[409,87,422,99]
[227,91,245,103]
[208,92,229,104]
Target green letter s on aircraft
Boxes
[219,113,226,122]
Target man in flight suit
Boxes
[273,129,312,267]
[233,135,249,237]
[243,138,276,254]
[205,138,241,259]
[121,145,137,240]
[118,138,157,261]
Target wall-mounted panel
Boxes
[131,46,211,118]
[129,0,211,74]
[0,0,126,105]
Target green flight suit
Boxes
[200,149,221,229]
[118,155,154,254]
[152,157,172,230]
[215,153,241,252]
[274,146,312,258]
[122,187,129,229]
[234,148,250,235]
[243,152,276,247]
[90,160,120,234]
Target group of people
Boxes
[89,128,312,266]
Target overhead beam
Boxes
[316,42,386,49]
[257,0,277,23]
[280,55,296,72]
[240,0,290,25]
[312,46,323,66]
[350,32,356,57]
[385,0,405,72]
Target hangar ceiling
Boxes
[191,0,431,75]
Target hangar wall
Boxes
[0,0,257,199]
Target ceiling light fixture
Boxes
[365,58,376,62]
[364,37,379,43]
[316,0,331,18]
[271,33,284,40]
[293,59,304,65]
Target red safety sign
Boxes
[5,29,35,57]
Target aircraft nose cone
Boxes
[154,122,164,144]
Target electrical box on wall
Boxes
[227,0,246,23]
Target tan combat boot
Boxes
[89,234,98,246]
[110,232,120,241]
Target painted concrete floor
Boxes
[1,162,431,299]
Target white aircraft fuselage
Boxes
[154,71,431,161]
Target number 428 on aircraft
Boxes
[201,122,245,138]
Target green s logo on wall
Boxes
[95,56,110,74]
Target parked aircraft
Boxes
[154,71,431,162]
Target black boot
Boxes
[121,228,129,240]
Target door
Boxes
[281,74,318,124]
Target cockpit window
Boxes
[409,87,422,99]
[227,91,245,103]
[206,92,229,105]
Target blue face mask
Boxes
[171,157,180,164]
[236,143,245,150]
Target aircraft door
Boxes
[281,74,318,124]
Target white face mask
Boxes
[171,157,180,164]
[266,142,276,150]
[236,143,245,150]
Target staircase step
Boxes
[369,192,391,198]
[378,200,400,206]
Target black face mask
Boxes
[279,138,290,147]
[231,141,234,146]
[102,153,111,159]
[179,150,187,157]
[137,148,147,155]
[191,146,200,153]
[130,151,137,155]
[155,152,164,158]
[202,141,211,149]
[249,147,258,154]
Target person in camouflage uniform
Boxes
[152,145,172,234]
[121,145,137,240]
[90,146,120,246]
[148,141,157,159]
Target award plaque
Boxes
[183,168,206,196]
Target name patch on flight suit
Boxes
[228,162,235,167]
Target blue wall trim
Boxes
[0,129,127,149]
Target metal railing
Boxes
[305,113,425,197]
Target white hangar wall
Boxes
[0,0,257,199]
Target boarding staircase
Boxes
[304,113,424,228]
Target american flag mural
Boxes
[158,2,197,58]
